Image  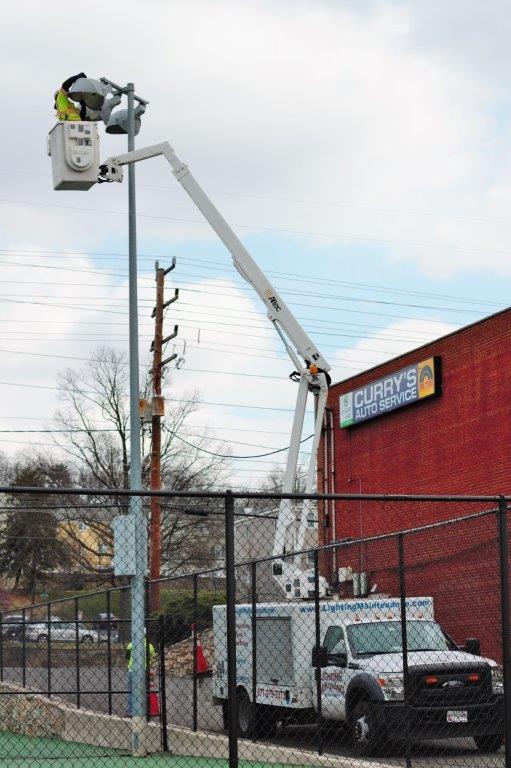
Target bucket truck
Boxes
[98,141,331,599]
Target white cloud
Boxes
[1,1,511,275]
[330,318,457,383]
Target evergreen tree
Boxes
[0,463,71,599]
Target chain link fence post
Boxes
[225,490,238,768]
[398,532,412,768]
[498,496,511,768]
[250,560,257,742]
[313,549,323,756]
[192,573,198,732]
[158,613,169,752]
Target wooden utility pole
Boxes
[148,259,178,613]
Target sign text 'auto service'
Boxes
[340,357,441,428]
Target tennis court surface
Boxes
[0,731,297,768]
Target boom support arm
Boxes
[103,143,329,373]
[101,141,331,598]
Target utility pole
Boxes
[148,259,178,613]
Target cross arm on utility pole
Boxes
[152,289,178,318]
[160,353,178,368]
[164,257,176,275]
[150,324,179,353]
[162,289,179,310]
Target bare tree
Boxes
[258,464,308,494]
[54,347,229,580]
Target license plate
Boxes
[447,710,468,723]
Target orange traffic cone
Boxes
[191,623,211,676]
[148,675,160,718]
[196,639,210,676]
[148,688,160,717]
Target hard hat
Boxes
[68,77,107,110]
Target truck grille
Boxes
[408,663,491,707]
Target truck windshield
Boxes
[347,621,454,657]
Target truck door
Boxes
[319,626,348,720]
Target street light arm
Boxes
[99,77,149,105]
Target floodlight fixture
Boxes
[106,103,146,135]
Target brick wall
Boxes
[318,309,511,660]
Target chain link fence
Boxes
[0,487,508,768]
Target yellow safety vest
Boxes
[54,89,81,121]
[126,640,155,669]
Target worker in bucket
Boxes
[54,73,85,121]
[54,73,107,121]
[125,629,156,717]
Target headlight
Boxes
[491,667,504,694]
[378,675,405,701]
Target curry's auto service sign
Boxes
[340,357,442,428]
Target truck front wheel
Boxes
[473,734,503,753]
[351,700,382,755]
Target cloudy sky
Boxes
[0,1,509,488]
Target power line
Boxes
[3,167,510,226]
[0,286,454,340]
[2,196,511,258]
[0,247,503,308]
[164,428,313,459]
[0,416,294,437]
[0,257,489,327]
[0,277,492,316]
[0,428,116,434]
[0,381,312,413]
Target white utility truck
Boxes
[212,597,504,755]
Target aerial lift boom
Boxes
[100,142,331,598]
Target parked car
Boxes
[25,621,99,644]
[0,614,25,638]
[5,615,63,641]
[93,612,118,632]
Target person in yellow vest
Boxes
[54,73,89,121]
[125,632,156,717]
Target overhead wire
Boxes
[2,196,511,259]
[2,166,510,226]
[0,246,504,309]
[0,257,491,328]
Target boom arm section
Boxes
[103,143,329,373]
[101,141,330,599]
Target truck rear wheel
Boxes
[236,690,276,739]
[474,734,503,753]
[237,690,255,737]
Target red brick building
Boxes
[317,308,511,659]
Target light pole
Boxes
[100,77,149,755]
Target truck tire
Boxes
[351,700,382,755]
[237,690,255,738]
[236,690,275,738]
[474,734,503,753]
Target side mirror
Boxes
[312,645,328,668]
[328,651,348,668]
[464,637,481,656]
